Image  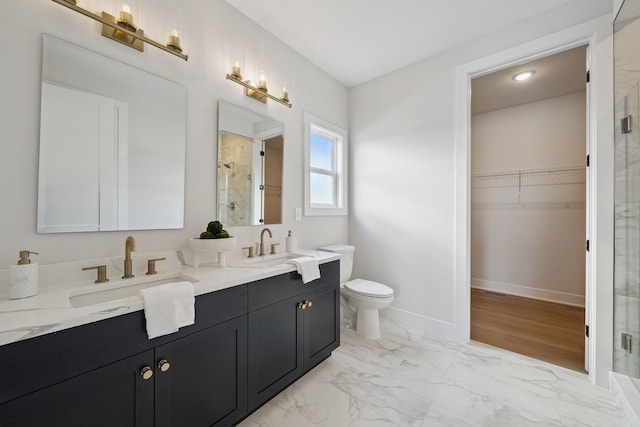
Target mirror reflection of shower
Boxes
[218,161,236,177]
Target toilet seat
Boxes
[344,279,394,298]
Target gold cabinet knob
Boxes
[306,300,313,308]
[157,359,171,372]
[141,366,153,380]
[297,301,308,310]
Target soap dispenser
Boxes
[9,250,39,299]
[285,230,297,252]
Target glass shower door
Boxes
[614,81,640,378]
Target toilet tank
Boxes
[318,244,354,284]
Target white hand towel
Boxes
[287,257,321,284]
[140,281,195,339]
[172,281,195,328]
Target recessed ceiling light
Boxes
[513,70,536,81]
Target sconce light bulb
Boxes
[231,61,242,79]
[117,3,136,31]
[258,73,267,91]
[167,29,182,53]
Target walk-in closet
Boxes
[470,46,587,372]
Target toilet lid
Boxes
[344,279,394,298]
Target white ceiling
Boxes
[225,0,588,87]
[471,45,588,115]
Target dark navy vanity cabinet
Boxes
[247,261,340,411]
[0,260,339,427]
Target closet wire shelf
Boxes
[471,166,586,207]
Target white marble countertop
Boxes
[0,249,339,347]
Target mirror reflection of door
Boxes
[263,135,283,224]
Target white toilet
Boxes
[319,244,394,339]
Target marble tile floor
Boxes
[238,318,629,427]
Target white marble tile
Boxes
[239,319,629,427]
[422,402,483,427]
[239,399,316,427]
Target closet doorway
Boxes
[469,46,588,373]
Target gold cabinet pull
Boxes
[157,358,171,372]
[297,300,313,310]
[140,366,153,380]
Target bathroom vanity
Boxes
[0,256,340,427]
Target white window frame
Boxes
[304,112,348,216]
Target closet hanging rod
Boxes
[471,166,585,179]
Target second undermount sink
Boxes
[230,252,308,268]
[69,272,198,308]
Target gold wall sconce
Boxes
[51,0,188,61]
[226,65,292,108]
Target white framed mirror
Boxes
[37,35,187,233]
[217,101,284,226]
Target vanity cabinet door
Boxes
[154,316,247,427]
[303,283,340,371]
[0,350,154,427]
[247,294,304,411]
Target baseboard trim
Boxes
[471,278,585,307]
[610,372,640,427]
[380,306,456,340]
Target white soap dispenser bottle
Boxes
[285,230,297,252]
[9,250,39,299]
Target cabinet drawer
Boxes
[248,260,339,311]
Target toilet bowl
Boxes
[319,245,394,339]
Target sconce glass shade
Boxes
[167,31,182,53]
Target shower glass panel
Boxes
[614,82,640,378]
[614,0,640,380]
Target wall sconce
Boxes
[51,0,188,61]
[226,65,292,108]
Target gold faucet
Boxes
[123,236,136,279]
[259,228,272,256]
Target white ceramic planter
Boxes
[188,236,237,267]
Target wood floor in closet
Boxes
[471,288,586,373]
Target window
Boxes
[304,112,348,216]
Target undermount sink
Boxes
[230,253,308,268]
[69,272,198,308]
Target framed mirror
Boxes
[217,101,284,226]
[37,35,187,233]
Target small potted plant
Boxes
[188,221,237,266]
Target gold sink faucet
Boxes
[123,236,136,279]
[259,228,272,256]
